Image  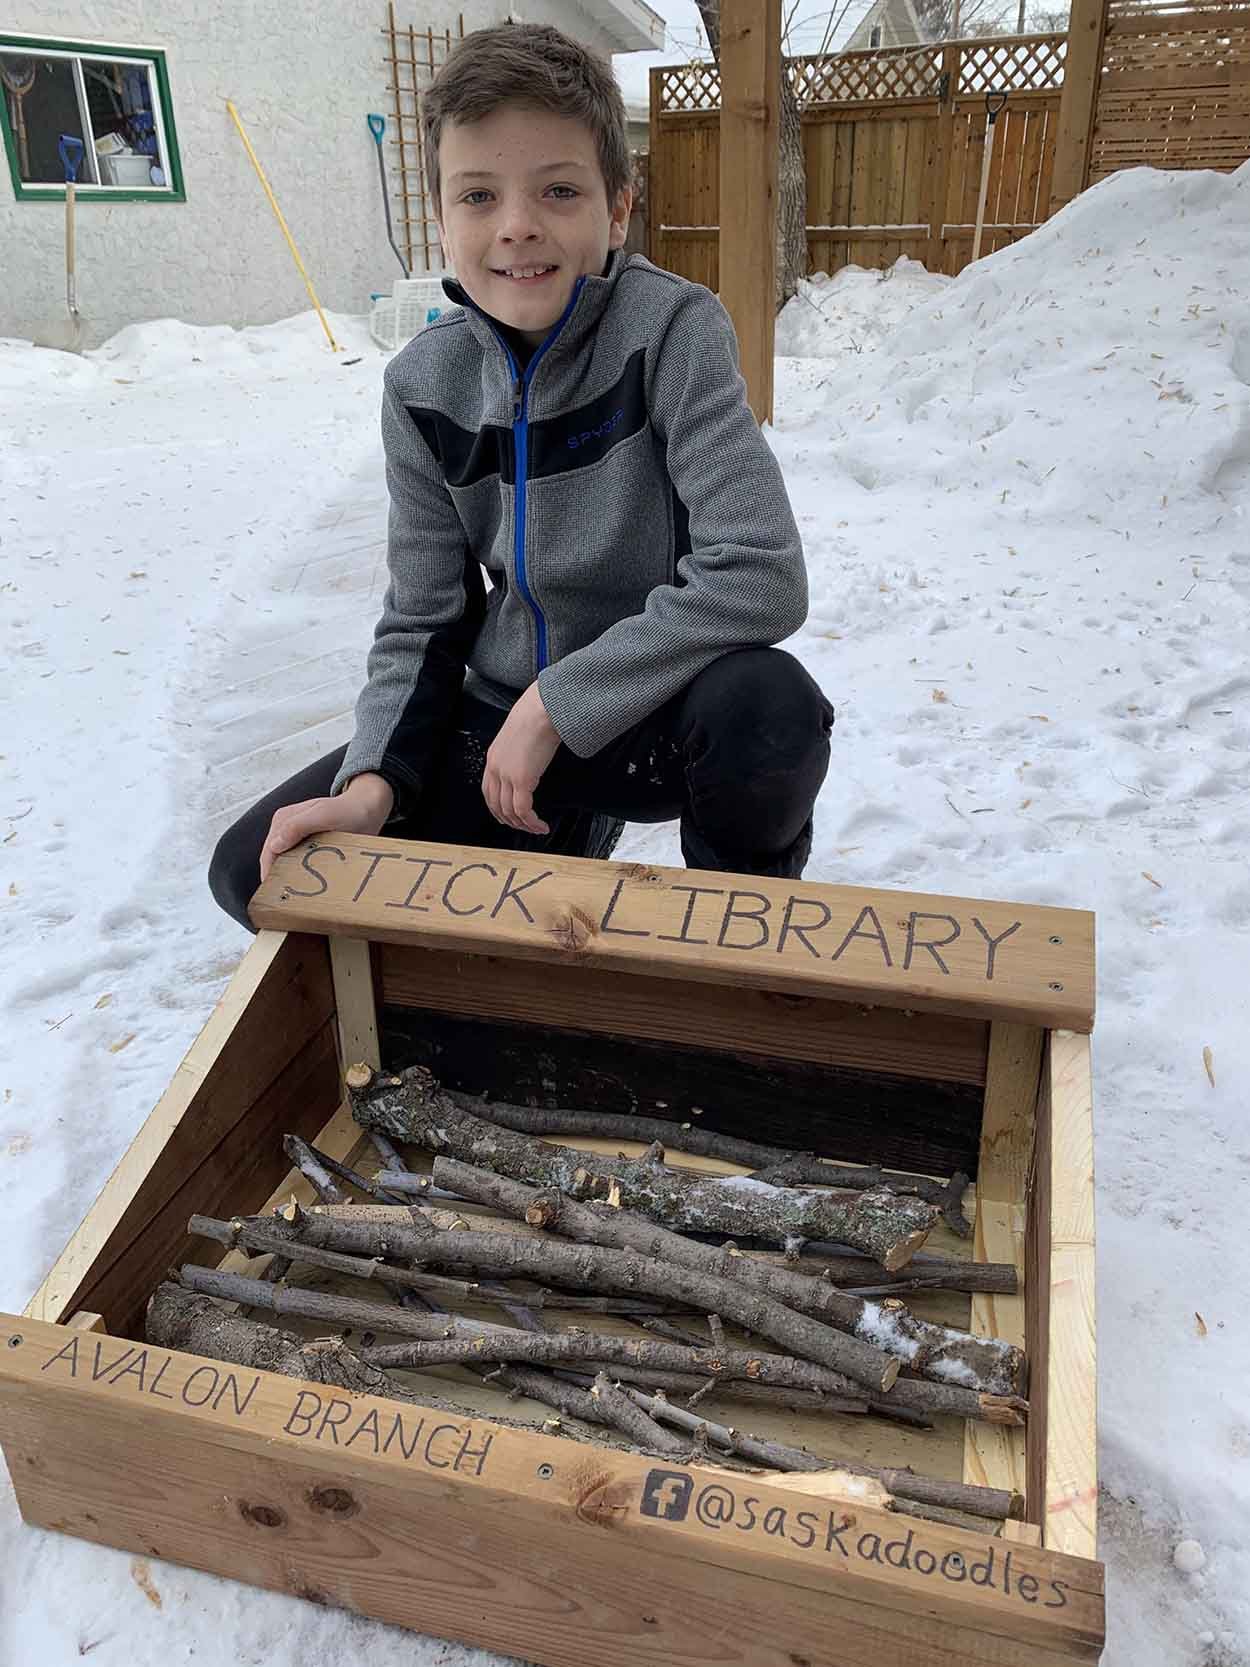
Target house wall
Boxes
[2,0,627,347]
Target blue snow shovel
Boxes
[53,133,86,352]
[368,113,409,278]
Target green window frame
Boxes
[1,31,185,202]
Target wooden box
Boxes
[0,837,1102,1666]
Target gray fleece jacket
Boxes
[331,249,806,808]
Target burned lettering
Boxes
[352,848,405,904]
[285,841,346,898]
[657,885,724,946]
[491,866,553,924]
[388,855,453,911]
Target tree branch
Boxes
[350,1065,937,1270]
[186,1212,899,1393]
[432,1158,1024,1397]
[448,1090,971,1236]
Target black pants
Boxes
[209,647,834,930]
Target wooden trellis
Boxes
[383,2,465,274]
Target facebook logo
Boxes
[640,1469,693,1521]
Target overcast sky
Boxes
[611,0,879,107]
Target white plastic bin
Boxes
[101,152,154,187]
[393,275,449,345]
[369,275,451,352]
[368,295,397,352]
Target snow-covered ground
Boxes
[2,161,1248,1666]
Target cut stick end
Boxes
[881,1225,934,1273]
[345,1062,375,1092]
[980,1394,1029,1427]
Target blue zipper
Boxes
[458,275,587,674]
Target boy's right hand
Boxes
[258,772,395,884]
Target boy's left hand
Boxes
[482,681,561,834]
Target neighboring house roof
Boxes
[844,0,930,49]
[578,0,666,53]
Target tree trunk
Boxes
[696,0,807,311]
[775,67,808,310]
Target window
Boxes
[870,23,883,46]
[1,32,183,200]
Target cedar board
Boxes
[1,843,1102,1666]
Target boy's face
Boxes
[436,104,632,351]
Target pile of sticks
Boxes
[147,1063,1028,1533]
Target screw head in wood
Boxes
[1049,981,1064,991]
[537,1464,554,1481]
[6,1335,21,1348]
[1048,935,1063,944]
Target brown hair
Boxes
[423,23,631,221]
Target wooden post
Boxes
[963,1022,1042,1513]
[718,0,781,426]
[1048,0,1108,216]
[1029,1030,1098,1559]
[928,43,959,274]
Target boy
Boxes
[209,22,832,931]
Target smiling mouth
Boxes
[494,265,559,282]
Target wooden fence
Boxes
[1089,0,1250,179]
[650,33,1068,288]
[649,1,1250,288]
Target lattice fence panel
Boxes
[656,34,1067,113]
[656,62,722,112]
[383,3,464,274]
[789,45,945,102]
[959,34,1067,92]
[1092,0,1250,177]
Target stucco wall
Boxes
[2,0,625,347]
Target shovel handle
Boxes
[367,113,386,145]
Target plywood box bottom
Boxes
[1,838,1102,1667]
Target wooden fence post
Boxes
[928,42,961,274]
[1049,0,1108,216]
[719,0,781,426]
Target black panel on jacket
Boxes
[408,409,513,491]
[403,348,647,493]
[526,350,648,480]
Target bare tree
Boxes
[1028,3,1073,28]
[695,0,808,312]
[915,0,1019,35]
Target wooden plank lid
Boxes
[250,835,1095,1031]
